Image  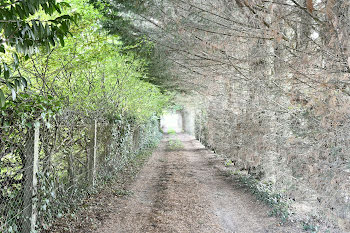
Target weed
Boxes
[225,159,233,167]
[233,171,290,223]
[167,129,177,135]
[302,221,318,232]
[167,139,184,150]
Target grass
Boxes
[167,139,184,150]
[167,129,177,135]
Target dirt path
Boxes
[96,134,301,233]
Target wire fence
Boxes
[0,115,162,233]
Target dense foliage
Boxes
[88,0,182,91]
[95,0,350,231]
[0,0,169,231]
[0,0,79,107]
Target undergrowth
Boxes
[47,146,157,232]
[166,130,184,150]
[167,139,184,150]
[229,170,290,223]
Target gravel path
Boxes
[96,134,301,233]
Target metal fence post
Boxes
[22,123,40,233]
[31,123,40,232]
[93,120,97,186]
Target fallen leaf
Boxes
[306,0,314,13]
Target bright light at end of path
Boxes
[160,112,183,133]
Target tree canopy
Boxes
[0,0,79,107]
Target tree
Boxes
[0,0,78,107]
[95,0,350,230]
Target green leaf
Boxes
[5,81,13,89]
[57,34,64,47]
[32,20,39,38]
[48,36,55,46]
[12,53,19,70]
[34,121,40,128]
[14,79,20,91]
[3,62,10,79]
[0,89,5,107]
[53,3,62,14]
[15,5,26,19]
[60,21,68,32]
[20,77,28,88]
[0,44,5,53]
[11,88,16,101]
[26,122,32,128]
[58,2,71,8]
